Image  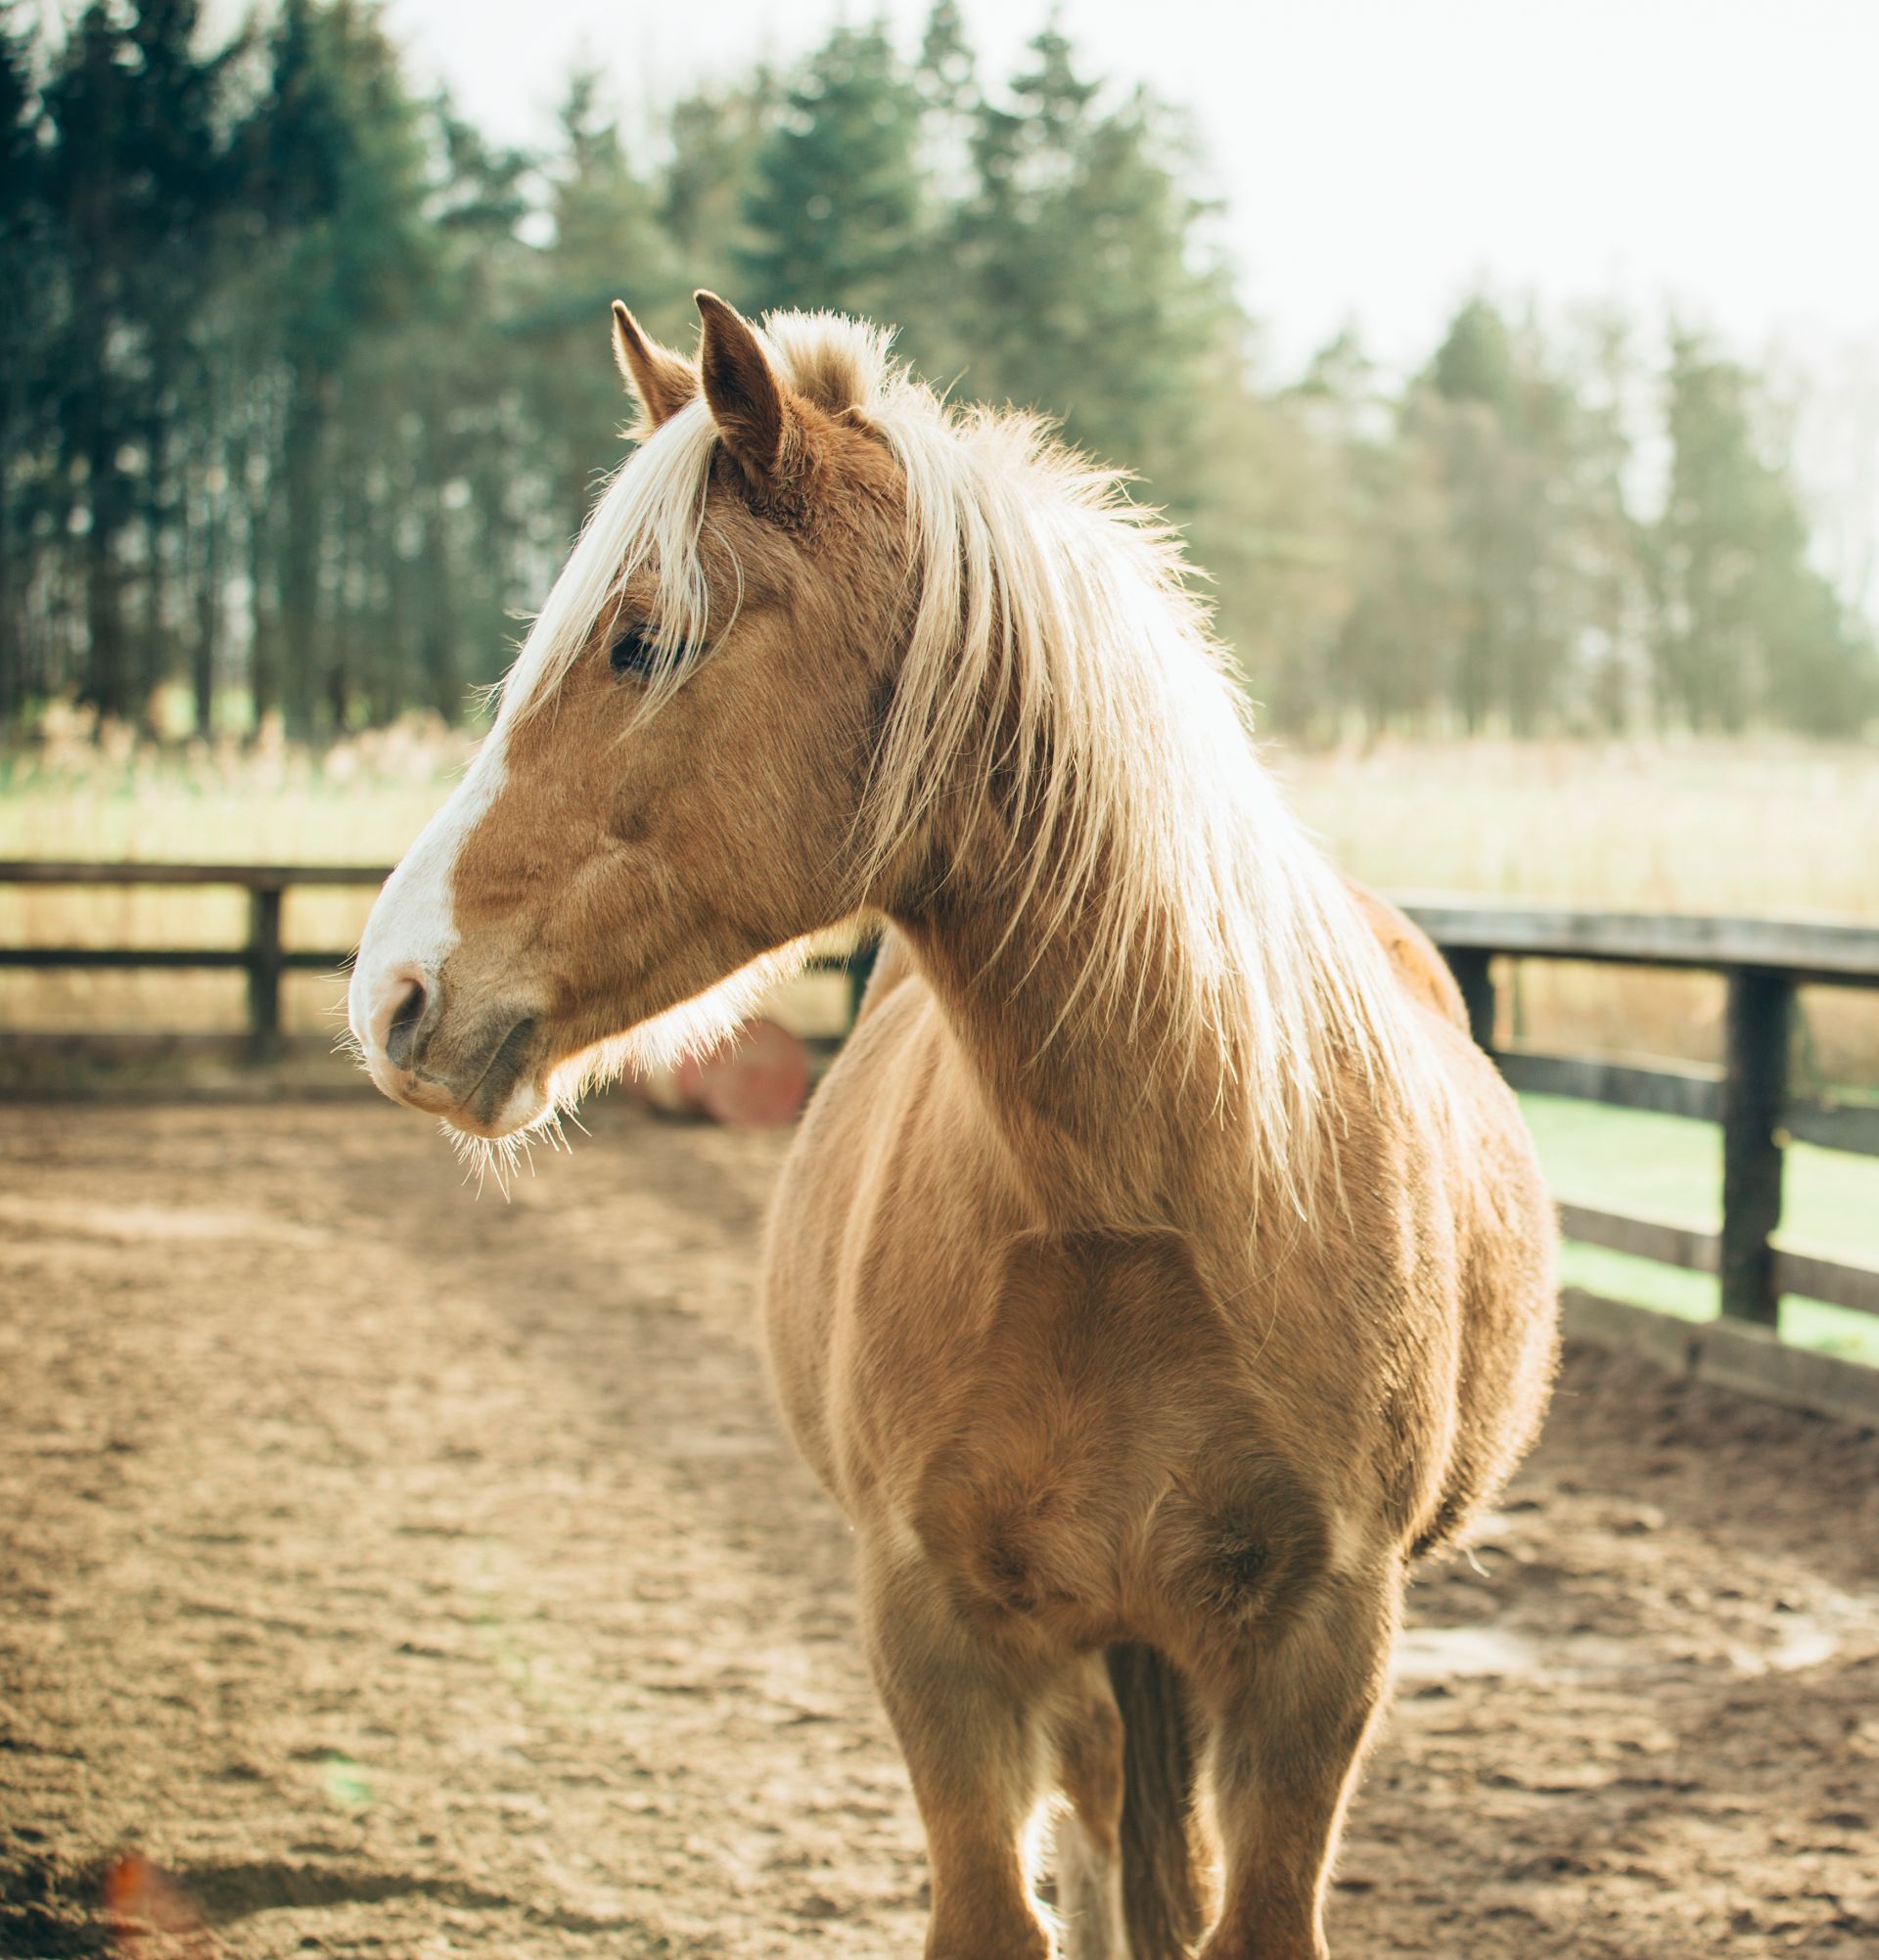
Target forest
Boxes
[1,0,1874,744]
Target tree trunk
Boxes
[419,487,458,720]
[0,414,18,731]
[83,413,128,720]
[193,446,221,738]
[137,367,174,730]
[280,366,327,740]
[245,404,280,731]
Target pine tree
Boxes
[662,77,773,291]
[1654,332,1876,733]
[1567,308,1647,733]
[1413,297,1581,733]
[949,27,1234,496]
[736,24,925,330]
[243,0,435,734]
[519,69,688,544]
[401,103,532,719]
[40,4,141,719]
[0,5,1869,745]
[122,0,240,728]
[0,1,48,727]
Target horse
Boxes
[347,290,1559,1960]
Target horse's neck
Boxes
[892,821,1250,1228]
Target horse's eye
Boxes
[610,626,659,677]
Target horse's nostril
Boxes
[384,980,428,1071]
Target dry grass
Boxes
[1275,737,1879,1087]
[0,707,471,1038]
[3,721,1876,1082]
[1276,738,1879,916]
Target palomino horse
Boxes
[349,292,1559,1959]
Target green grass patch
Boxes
[1519,1092,1879,1365]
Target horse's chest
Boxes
[904,1231,1336,1659]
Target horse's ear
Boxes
[694,290,791,484]
[611,301,697,431]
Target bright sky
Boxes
[379,0,1879,382]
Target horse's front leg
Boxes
[1195,1566,1401,1960]
[858,1533,1063,1960]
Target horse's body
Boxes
[347,293,1558,1960]
[766,892,1552,1959]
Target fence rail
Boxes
[0,859,873,1056]
[0,859,385,1062]
[1409,895,1879,1332]
[4,863,1877,1405]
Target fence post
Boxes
[1719,967,1792,1326]
[1444,946,1497,1054]
[247,883,284,1063]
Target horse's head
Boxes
[348,293,908,1138]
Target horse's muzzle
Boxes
[354,967,548,1135]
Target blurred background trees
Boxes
[1,0,1872,744]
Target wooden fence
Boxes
[0,859,385,1062]
[4,861,1877,1416]
[1407,898,1879,1428]
[0,859,873,1060]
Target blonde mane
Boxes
[500,311,1432,1217]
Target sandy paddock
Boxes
[2,1098,1876,1958]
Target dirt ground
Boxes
[2,1098,1876,1960]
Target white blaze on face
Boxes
[344,370,726,1122]
[347,732,509,1092]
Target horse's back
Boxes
[1343,875,1469,1031]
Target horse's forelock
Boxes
[763,310,895,415]
[497,396,720,725]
